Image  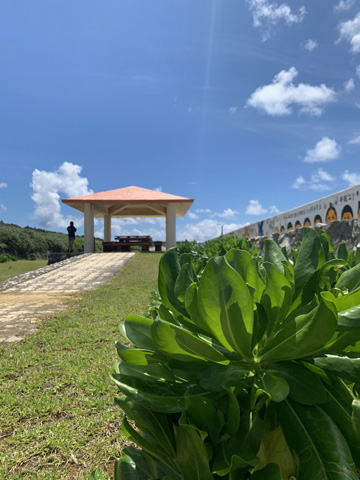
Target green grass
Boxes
[0,253,162,480]
[0,259,48,283]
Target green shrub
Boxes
[0,253,17,263]
[97,228,360,480]
[28,253,37,260]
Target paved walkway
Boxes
[0,253,135,345]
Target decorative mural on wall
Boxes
[232,185,360,239]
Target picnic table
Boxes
[102,235,155,252]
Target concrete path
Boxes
[0,253,135,345]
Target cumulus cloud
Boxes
[338,12,360,53]
[246,67,336,116]
[246,200,267,215]
[188,212,199,219]
[304,137,341,163]
[153,186,163,192]
[304,39,318,51]
[291,168,335,191]
[357,65,360,77]
[246,0,306,40]
[0,182,7,189]
[348,134,360,144]
[344,78,355,92]
[342,170,360,186]
[195,208,212,214]
[269,205,281,214]
[0,204,6,211]
[213,208,239,219]
[334,0,355,12]
[229,106,238,114]
[31,162,93,228]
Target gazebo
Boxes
[62,186,194,253]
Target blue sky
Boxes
[1,0,360,242]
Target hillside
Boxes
[0,221,103,258]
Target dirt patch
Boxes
[0,292,74,344]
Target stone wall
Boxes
[248,220,360,254]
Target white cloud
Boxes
[246,0,306,41]
[342,169,360,186]
[304,137,341,163]
[213,208,239,219]
[178,219,244,243]
[338,12,360,53]
[291,168,335,191]
[356,65,360,77]
[188,212,199,219]
[348,134,360,144]
[246,200,267,215]
[0,182,7,189]
[269,205,281,214]
[0,204,6,211]
[153,186,163,192]
[229,106,238,114]
[31,162,93,228]
[334,0,355,12]
[247,67,336,116]
[344,78,355,92]
[195,208,212,213]
[304,39,318,51]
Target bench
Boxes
[103,236,152,252]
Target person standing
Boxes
[67,221,77,252]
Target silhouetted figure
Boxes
[67,221,77,252]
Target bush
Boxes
[0,253,17,263]
[95,228,360,480]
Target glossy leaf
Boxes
[256,294,337,363]
[174,262,195,302]
[123,315,156,350]
[313,355,360,383]
[336,262,360,293]
[88,470,107,480]
[259,373,289,402]
[158,248,188,317]
[225,248,253,280]
[113,379,184,413]
[175,424,214,480]
[294,227,322,294]
[264,239,287,275]
[266,362,327,405]
[261,262,293,333]
[115,343,165,366]
[320,384,360,466]
[336,242,348,261]
[197,256,254,359]
[277,400,358,480]
[152,319,228,363]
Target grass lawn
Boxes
[0,259,48,283]
[0,253,161,480]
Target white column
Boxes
[104,214,111,242]
[166,204,176,249]
[84,203,94,253]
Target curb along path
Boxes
[0,252,135,345]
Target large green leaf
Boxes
[255,426,295,479]
[113,380,184,413]
[264,239,287,275]
[175,424,214,480]
[197,256,254,360]
[158,248,189,317]
[313,355,360,383]
[151,319,228,363]
[88,470,107,480]
[117,362,176,384]
[174,262,196,302]
[225,248,253,280]
[256,294,337,363]
[266,362,327,405]
[277,400,358,480]
[123,315,156,350]
[320,384,360,466]
[261,262,293,334]
[294,227,322,294]
[199,363,251,391]
[115,343,165,366]
[336,262,360,293]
